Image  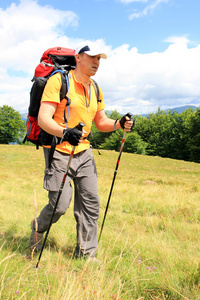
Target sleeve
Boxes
[41,73,62,104]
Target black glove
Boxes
[119,113,135,131]
[62,125,82,146]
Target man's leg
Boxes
[30,148,73,250]
[73,148,100,258]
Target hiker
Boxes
[29,43,134,260]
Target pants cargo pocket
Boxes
[43,167,59,191]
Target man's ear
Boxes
[75,53,82,63]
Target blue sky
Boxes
[2,0,199,53]
[0,0,200,114]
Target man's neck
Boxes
[74,69,90,86]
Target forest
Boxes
[89,108,200,163]
[1,105,200,163]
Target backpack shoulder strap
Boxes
[91,79,101,103]
[47,70,71,168]
[50,70,70,104]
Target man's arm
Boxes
[94,110,133,132]
[38,101,85,145]
[38,102,64,138]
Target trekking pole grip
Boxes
[126,112,132,120]
[125,112,134,133]
[77,122,85,131]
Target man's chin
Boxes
[89,70,97,76]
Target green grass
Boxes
[1,144,200,299]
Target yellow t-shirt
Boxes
[41,70,105,154]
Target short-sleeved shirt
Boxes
[41,70,105,154]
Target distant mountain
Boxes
[164,105,198,113]
[21,105,199,121]
[21,113,27,121]
[139,105,198,117]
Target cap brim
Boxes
[75,44,107,59]
[83,51,107,59]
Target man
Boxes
[29,43,133,259]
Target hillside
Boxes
[1,144,200,299]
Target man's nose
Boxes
[93,56,100,64]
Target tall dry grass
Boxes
[1,144,200,299]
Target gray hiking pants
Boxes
[36,147,100,257]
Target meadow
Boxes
[0,144,200,299]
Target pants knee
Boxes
[55,205,68,216]
[49,190,71,217]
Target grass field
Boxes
[1,144,200,299]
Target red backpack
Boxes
[23,47,76,148]
[23,46,101,161]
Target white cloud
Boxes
[0,0,79,112]
[0,1,200,115]
[129,0,170,20]
[95,37,200,114]
[0,0,79,73]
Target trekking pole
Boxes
[35,122,85,268]
[98,113,132,242]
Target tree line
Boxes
[89,108,200,163]
[1,105,200,163]
[0,105,26,144]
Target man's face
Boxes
[77,53,101,77]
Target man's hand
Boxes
[62,125,83,146]
[119,113,135,132]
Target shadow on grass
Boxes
[0,225,75,260]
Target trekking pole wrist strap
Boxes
[114,119,118,131]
